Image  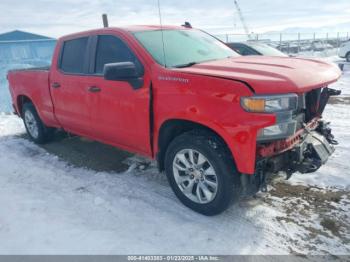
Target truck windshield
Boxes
[133,29,239,68]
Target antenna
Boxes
[182,22,192,28]
[102,14,109,28]
[157,0,167,67]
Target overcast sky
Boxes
[0,0,349,38]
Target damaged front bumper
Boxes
[258,119,337,174]
[265,120,336,174]
[240,87,341,196]
[241,119,338,197]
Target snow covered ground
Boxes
[0,61,349,255]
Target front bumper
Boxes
[265,121,335,175]
[258,119,336,174]
[240,119,337,196]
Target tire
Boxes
[164,130,240,216]
[346,52,350,62]
[22,103,55,144]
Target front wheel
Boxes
[164,130,240,216]
[22,103,55,144]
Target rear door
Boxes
[50,36,92,136]
[84,34,151,155]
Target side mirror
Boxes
[103,62,144,89]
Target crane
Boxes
[233,0,253,40]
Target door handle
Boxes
[88,86,101,93]
[52,82,61,88]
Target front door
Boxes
[85,34,151,155]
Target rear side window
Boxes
[60,37,88,74]
[229,43,259,56]
[95,35,138,74]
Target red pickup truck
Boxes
[7,25,341,215]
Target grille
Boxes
[305,88,322,122]
[293,88,322,130]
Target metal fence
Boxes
[215,32,350,55]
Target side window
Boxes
[231,44,245,55]
[95,35,138,74]
[230,44,259,56]
[60,37,88,74]
[235,45,250,55]
[242,45,260,56]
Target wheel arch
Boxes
[16,95,34,116]
[157,118,236,172]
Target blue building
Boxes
[0,30,56,112]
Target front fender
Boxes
[156,113,275,175]
[153,69,275,174]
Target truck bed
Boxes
[8,66,50,73]
[7,67,59,128]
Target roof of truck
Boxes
[59,25,190,40]
[120,25,187,32]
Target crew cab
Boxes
[7,25,341,215]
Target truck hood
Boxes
[176,56,341,94]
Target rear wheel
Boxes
[346,52,350,62]
[164,130,240,216]
[22,103,55,144]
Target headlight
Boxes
[257,121,297,141]
[241,94,299,141]
[241,94,298,113]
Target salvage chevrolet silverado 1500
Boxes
[7,26,342,215]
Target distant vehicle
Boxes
[227,42,288,57]
[311,41,333,52]
[276,42,299,54]
[339,40,350,62]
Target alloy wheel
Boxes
[24,110,39,139]
[172,149,218,204]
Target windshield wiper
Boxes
[173,62,198,68]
